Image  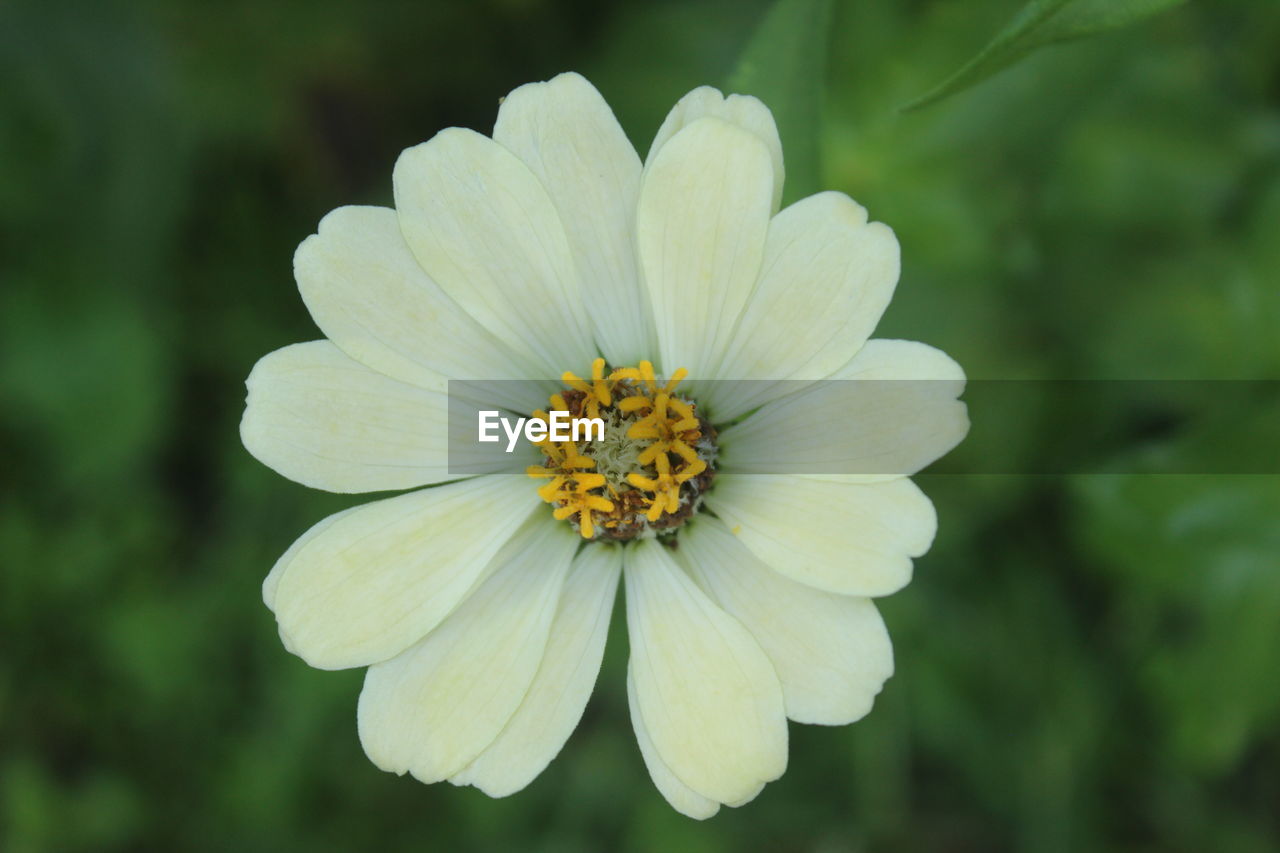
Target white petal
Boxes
[262,502,362,613]
[704,475,937,597]
[357,518,578,782]
[624,539,787,805]
[627,670,720,820]
[637,117,773,381]
[450,542,621,797]
[494,73,654,365]
[647,86,785,213]
[270,476,539,669]
[394,128,596,376]
[678,518,894,725]
[718,340,968,480]
[294,206,543,410]
[240,341,453,493]
[830,338,966,382]
[703,193,900,420]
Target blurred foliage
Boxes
[903,0,1189,110]
[2,0,1278,851]
[728,0,834,204]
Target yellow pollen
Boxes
[526,441,596,502]
[526,359,713,540]
[549,479,614,540]
[626,453,702,523]
[560,357,624,419]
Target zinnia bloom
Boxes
[241,72,968,817]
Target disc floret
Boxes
[527,358,716,540]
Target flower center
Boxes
[527,358,717,540]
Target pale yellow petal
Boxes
[451,542,621,796]
[294,206,542,409]
[648,86,784,212]
[705,475,937,597]
[705,193,899,419]
[624,539,787,805]
[357,518,578,782]
[627,670,720,819]
[679,518,894,725]
[394,129,596,376]
[241,340,452,493]
[494,72,653,365]
[271,477,539,669]
[718,340,968,480]
[636,117,773,380]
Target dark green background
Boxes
[3,1,1278,850]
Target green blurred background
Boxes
[3,0,1278,850]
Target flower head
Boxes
[241,72,968,817]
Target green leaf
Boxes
[903,0,1188,111]
[727,0,834,205]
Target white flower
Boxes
[240,72,968,818]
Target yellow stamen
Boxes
[532,359,710,539]
[638,360,658,393]
[561,357,618,419]
[618,395,651,413]
[627,454,684,523]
